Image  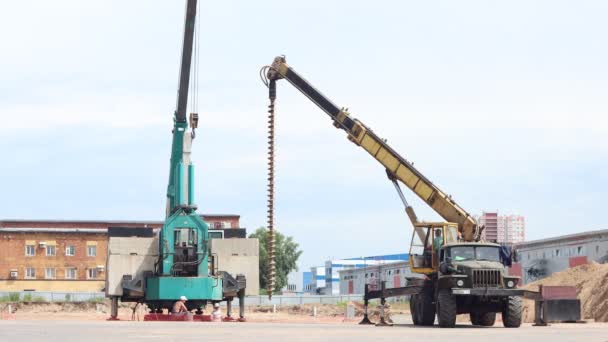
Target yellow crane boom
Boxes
[263,56,480,241]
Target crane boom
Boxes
[175,0,198,124]
[265,56,479,241]
[166,0,198,216]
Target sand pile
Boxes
[522,261,608,322]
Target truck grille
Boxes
[472,269,501,288]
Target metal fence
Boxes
[0,291,105,303]
[0,291,364,305]
[243,295,364,306]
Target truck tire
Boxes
[476,312,496,326]
[502,296,522,328]
[470,312,480,326]
[410,295,420,325]
[437,290,457,328]
[418,290,436,326]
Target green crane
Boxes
[143,0,245,314]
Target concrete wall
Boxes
[105,236,158,296]
[210,238,259,296]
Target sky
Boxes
[1,1,607,270]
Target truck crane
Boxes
[261,56,525,328]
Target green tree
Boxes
[249,227,303,293]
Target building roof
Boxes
[0,215,242,231]
[0,215,240,225]
[345,253,409,261]
[338,260,410,274]
[515,229,608,250]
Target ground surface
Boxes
[1,320,606,342]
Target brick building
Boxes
[0,215,244,292]
[478,212,498,242]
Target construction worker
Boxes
[433,229,443,252]
[172,296,193,320]
[172,296,188,313]
[211,303,222,322]
[431,229,444,267]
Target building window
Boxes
[555,249,560,257]
[66,246,75,256]
[597,245,600,254]
[577,246,583,256]
[25,267,36,279]
[87,245,97,257]
[46,245,56,256]
[208,230,224,239]
[65,268,77,280]
[87,268,98,279]
[25,245,36,256]
[45,268,56,279]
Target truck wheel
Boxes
[477,312,496,326]
[502,296,522,328]
[470,312,480,325]
[437,290,457,328]
[419,290,436,326]
[410,295,420,325]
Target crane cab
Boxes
[408,222,460,275]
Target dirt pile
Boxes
[522,261,608,322]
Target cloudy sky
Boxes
[1,1,606,269]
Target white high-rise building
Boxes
[478,212,525,244]
[498,215,525,244]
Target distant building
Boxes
[338,261,414,295]
[478,212,525,244]
[498,215,525,244]
[284,271,303,293]
[282,271,314,294]
[478,212,499,242]
[303,271,313,292]
[310,266,326,294]
[0,216,246,292]
[322,254,409,295]
[511,229,608,284]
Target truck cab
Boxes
[408,222,460,274]
[407,223,524,328]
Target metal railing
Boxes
[0,291,104,303]
[0,291,363,305]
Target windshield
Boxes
[446,246,501,262]
[476,246,501,262]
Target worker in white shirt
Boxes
[211,303,222,322]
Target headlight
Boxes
[456,279,464,287]
[507,280,515,288]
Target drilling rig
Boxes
[261,56,528,328]
[105,0,245,321]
